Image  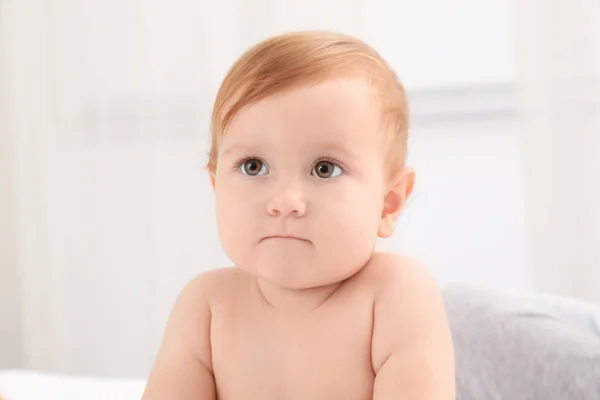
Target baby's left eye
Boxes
[312,161,343,179]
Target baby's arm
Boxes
[142,274,216,400]
[371,255,455,399]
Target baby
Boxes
[142,31,455,400]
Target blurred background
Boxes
[1,0,599,379]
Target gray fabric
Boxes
[442,284,600,400]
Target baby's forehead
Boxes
[227,86,382,138]
[233,79,379,120]
[218,80,391,162]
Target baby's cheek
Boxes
[326,201,378,250]
[216,192,254,256]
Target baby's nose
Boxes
[266,183,307,217]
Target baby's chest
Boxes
[210,304,375,399]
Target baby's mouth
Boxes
[261,235,311,243]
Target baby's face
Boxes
[213,79,390,289]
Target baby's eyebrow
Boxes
[220,142,358,159]
[314,142,357,159]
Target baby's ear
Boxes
[378,167,415,239]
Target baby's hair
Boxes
[207,30,409,178]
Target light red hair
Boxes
[207,31,409,177]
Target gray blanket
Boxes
[442,285,600,400]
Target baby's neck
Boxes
[253,277,344,313]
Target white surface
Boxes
[0,370,145,400]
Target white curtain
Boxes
[514,0,600,303]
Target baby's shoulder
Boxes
[180,266,249,305]
[356,251,430,292]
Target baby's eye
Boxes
[240,158,269,176]
[312,161,343,179]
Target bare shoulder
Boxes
[182,266,247,303]
[142,267,246,400]
[356,251,433,291]
[151,267,245,367]
[368,252,455,398]
[366,251,449,349]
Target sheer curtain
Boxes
[2,0,382,378]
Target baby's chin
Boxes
[236,258,364,291]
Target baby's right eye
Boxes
[240,158,269,176]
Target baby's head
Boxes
[208,31,414,289]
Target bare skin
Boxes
[142,252,454,400]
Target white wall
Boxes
[380,0,515,89]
